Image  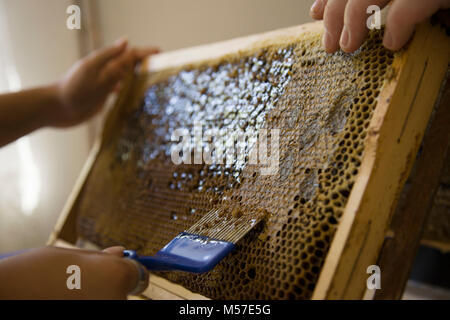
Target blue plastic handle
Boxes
[123,232,235,273]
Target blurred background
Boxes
[0,0,448,300]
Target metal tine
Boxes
[186,208,221,233]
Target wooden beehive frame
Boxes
[48,20,450,300]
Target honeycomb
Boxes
[423,149,450,245]
[75,29,395,299]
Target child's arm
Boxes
[310,0,450,53]
[0,246,148,299]
[0,38,159,147]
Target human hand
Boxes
[52,39,159,127]
[309,0,450,53]
[0,246,148,299]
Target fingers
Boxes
[89,38,128,68]
[133,47,160,61]
[384,0,446,50]
[341,0,391,52]
[98,46,160,92]
[103,246,126,257]
[435,9,450,28]
[310,0,328,20]
[87,37,159,73]
[102,247,149,296]
[323,0,348,53]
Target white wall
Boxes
[0,0,90,252]
[97,0,314,50]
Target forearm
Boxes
[0,84,61,147]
